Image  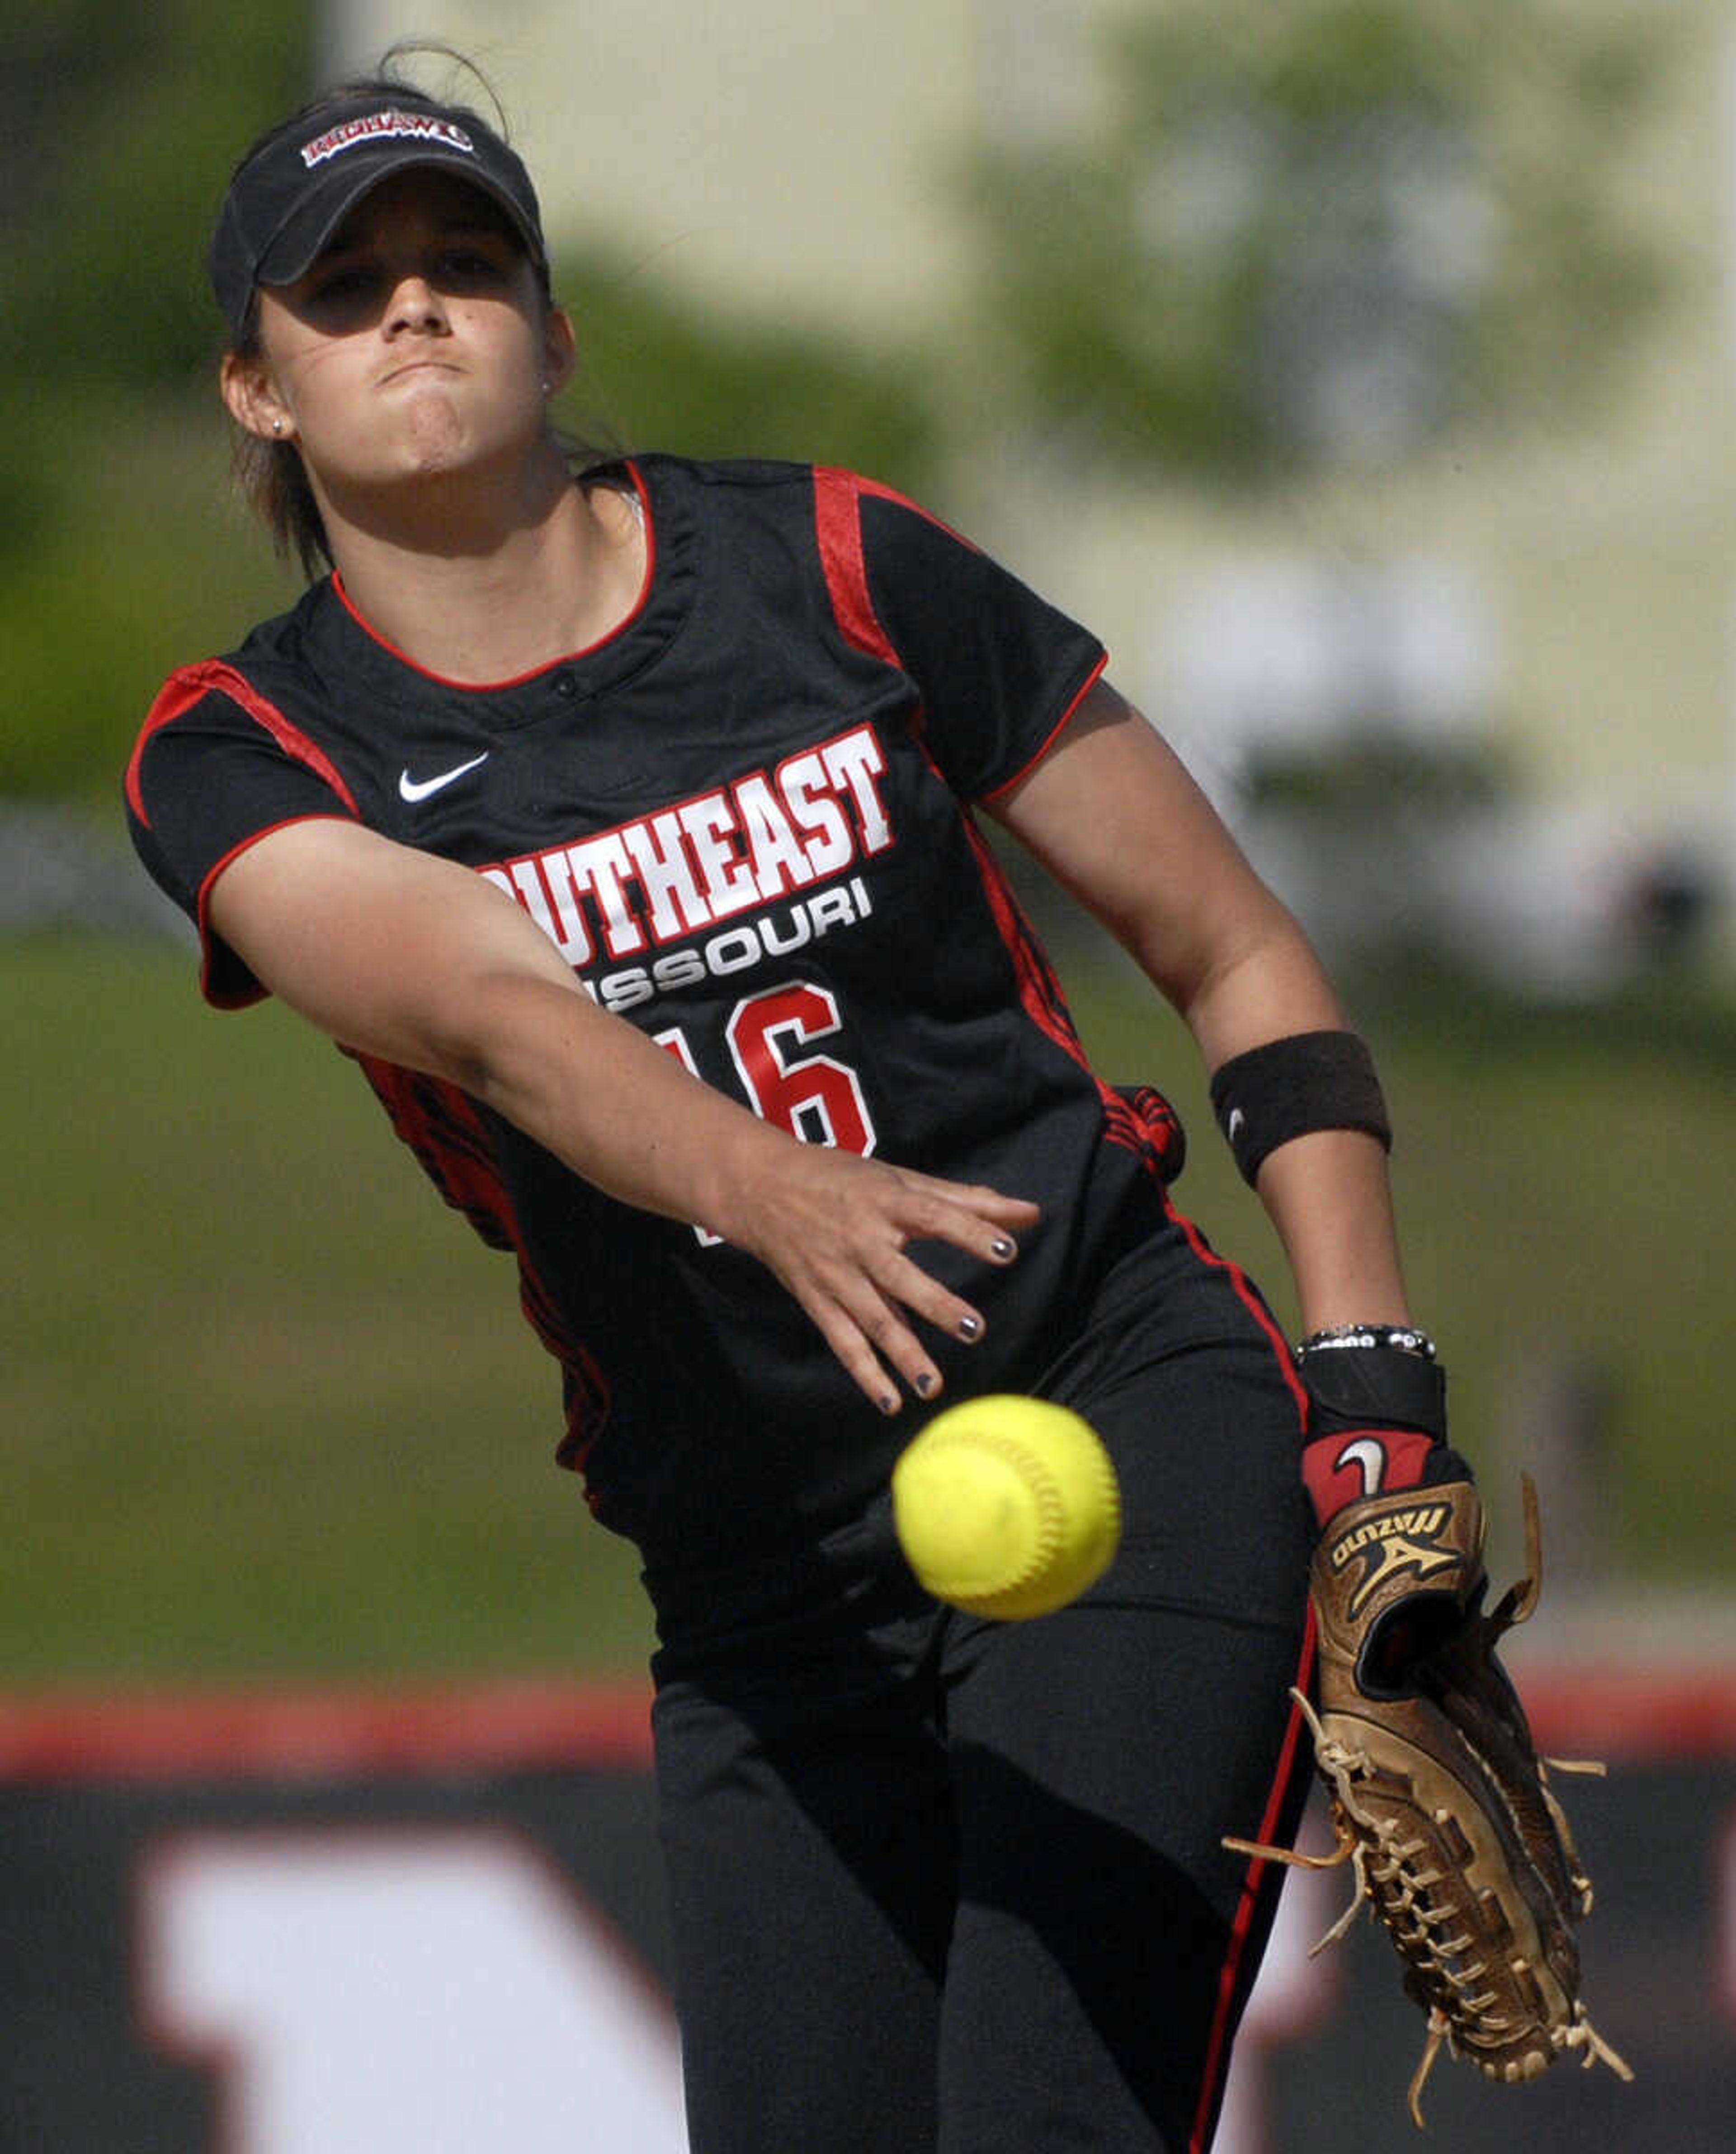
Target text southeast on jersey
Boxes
[480,721,892,1010]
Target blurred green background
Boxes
[6,0,1734,1690]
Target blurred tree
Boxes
[557,245,939,484]
[0,0,310,397]
[0,1,311,799]
[959,0,1667,480]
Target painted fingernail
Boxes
[991,1237,1015,1261]
[880,1392,901,1415]
[915,1372,937,1397]
[958,1314,983,1341]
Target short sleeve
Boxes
[822,472,1108,802]
[124,659,359,1007]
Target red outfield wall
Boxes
[1,1668,1731,2151]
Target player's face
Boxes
[230,169,571,500]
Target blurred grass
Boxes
[5,933,654,1688]
[6,930,1734,1689]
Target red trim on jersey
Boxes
[952,795,1185,1179]
[959,810,1088,1064]
[194,815,357,1009]
[1192,1607,1318,2153]
[980,649,1110,806]
[127,660,361,825]
[0,1681,654,1785]
[842,469,981,550]
[811,466,990,665]
[837,512,1158,1171]
[812,467,902,665]
[127,673,204,824]
[348,1053,613,1475]
[329,462,657,688]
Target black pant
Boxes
[646,1205,1316,2154]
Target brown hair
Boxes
[227,298,334,579]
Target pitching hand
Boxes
[717,1140,1040,1414]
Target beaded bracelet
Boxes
[1294,1323,1437,1361]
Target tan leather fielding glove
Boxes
[1230,1476,1632,2124]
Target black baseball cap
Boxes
[209,93,548,340]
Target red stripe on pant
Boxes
[1189,1606,1319,2154]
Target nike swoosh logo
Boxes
[399,752,490,803]
[1335,1436,1389,1499]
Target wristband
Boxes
[1293,1336,1461,1527]
[1209,1030,1391,1188]
[1297,1339,1447,1441]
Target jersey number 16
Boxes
[656,980,877,1242]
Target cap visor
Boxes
[255,148,544,289]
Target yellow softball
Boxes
[891,1395,1122,1620]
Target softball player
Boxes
[126,65,1457,2154]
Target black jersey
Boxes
[126,456,1184,1563]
